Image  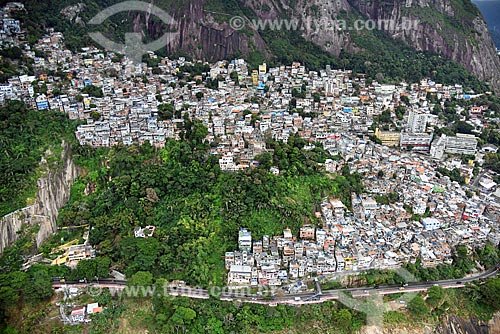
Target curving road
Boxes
[52,264,499,306]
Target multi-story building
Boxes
[430,134,446,159]
[400,132,433,150]
[228,265,252,285]
[444,133,478,155]
[238,228,252,252]
[66,244,96,265]
[431,133,478,158]
[299,226,315,239]
[407,111,427,133]
[375,128,400,147]
[423,217,441,231]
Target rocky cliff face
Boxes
[132,0,268,62]
[346,0,500,92]
[132,0,500,91]
[263,0,500,91]
[359,312,500,334]
[437,315,489,334]
[0,141,78,253]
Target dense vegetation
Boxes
[0,100,77,216]
[71,274,500,333]
[0,46,36,82]
[0,109,367,332]
[2,245,499,334]
[85,291,366,334]
[260,21,487,92]
[1,1,499,331]
[0,99,499,334]
[53,130,363,286]
[436,167,466,185]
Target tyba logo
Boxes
[88,1,178,63]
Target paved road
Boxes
[52,265,499,306]
[470,169,487,190]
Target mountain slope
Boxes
[14,0,500,92]
[346,0,500,92]
[238,0,500,92]
[473,0,500,47]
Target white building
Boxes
[362,198,378,211]
[423,217,441,231]
[228,265,252,285]
[430,133,478,158]
[238,228,252,251]
[444,133,478,155]
[400,132,433,150]
[413,201,427,215]
[430,134,446,159]
[219,153,237,171]
[407,111,427,133]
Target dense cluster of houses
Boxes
[0,2,23,47]
[1,15,499,289]
[226,139,500,287]
[0,25,492,172]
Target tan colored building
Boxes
[375,128,400,147]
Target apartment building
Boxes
[375,128,400,147]
[430,133,478,158]
[400,132,433,150]
[407,111,427,133]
